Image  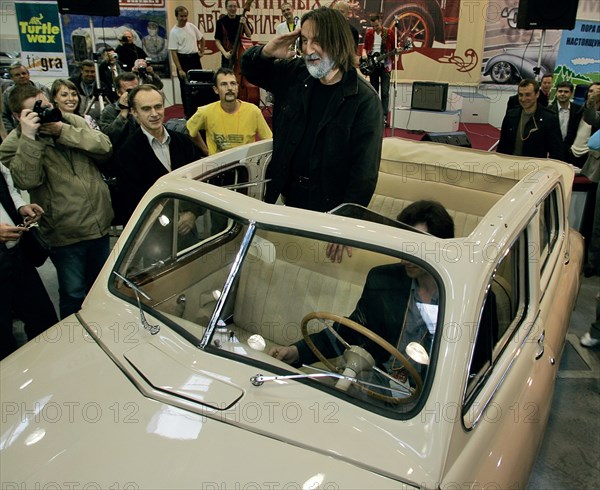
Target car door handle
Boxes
[535,330,545,360]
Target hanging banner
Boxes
[60,7,169,77]
[480,0,598,86]
[554,20,600,86]
[14,0,68,77]
[191,0,487,86]
[480,0,561,85]
[62,5,170,78]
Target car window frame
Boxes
[462,225,534,429]
[109,192,450,420]
[538,186,564,298]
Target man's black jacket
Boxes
[497,104,564,160]
[241,46,382,212]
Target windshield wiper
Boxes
[113,271,160,335]
[250,365,413,396]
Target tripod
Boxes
[83,16,111,115]
[533,29,547,82]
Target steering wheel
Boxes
[301,311,423,404]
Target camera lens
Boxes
[33,100,61,123]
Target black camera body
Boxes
[33,100,62,124]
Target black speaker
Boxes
[187,70,214,84]
[411,82,448,112]
[57,0,120,17]
[183,73,219,119]
[516,0,579,30]
[421,132,472,148]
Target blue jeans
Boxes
[49,235,110,319]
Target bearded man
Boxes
[241,7,382,214]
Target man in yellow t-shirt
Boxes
[186,68,272,155]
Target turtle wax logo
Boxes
[19,13,60,44]
[15,3,64,53]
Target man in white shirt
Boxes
[0,164,57,359]
[169,5,205,100]
[275,3,298,35]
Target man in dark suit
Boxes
[269,201,456,377]
[548,81,583,164]
[68,59,109,120]
[505,73,552,112]
[497,78,564,160]
[116,84,203,222]
[539,73,553,107]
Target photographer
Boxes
[116,30,147,72]
[99,73,139,150]
[1,63,49,135]
[132,58,163,89]
[0,85,113,319]
[99,47,123,102]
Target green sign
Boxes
[16,2,63,53]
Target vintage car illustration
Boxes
[483,42,558,84]
[0,138,582,488]
[346,0,460,48]
[382,0,460,47]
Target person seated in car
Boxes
[270,200,498,388]
[270,201,451,373]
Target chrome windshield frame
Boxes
[199,220,257,349]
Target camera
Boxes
[32,100,62,124]
[134,58,151,78]
[120,35,129,43]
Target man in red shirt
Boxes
[363,14,395,125]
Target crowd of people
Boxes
[1,2,599,362]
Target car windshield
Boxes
[112,195,444,415]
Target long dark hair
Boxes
[301,7,357,72]
[50,78,83,115]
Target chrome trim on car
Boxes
[465,315,539,430]
[200,221,256,349]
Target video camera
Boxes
[32,100,62,124]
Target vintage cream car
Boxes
[1,138,583,489]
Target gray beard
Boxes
[304,54,335,79]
